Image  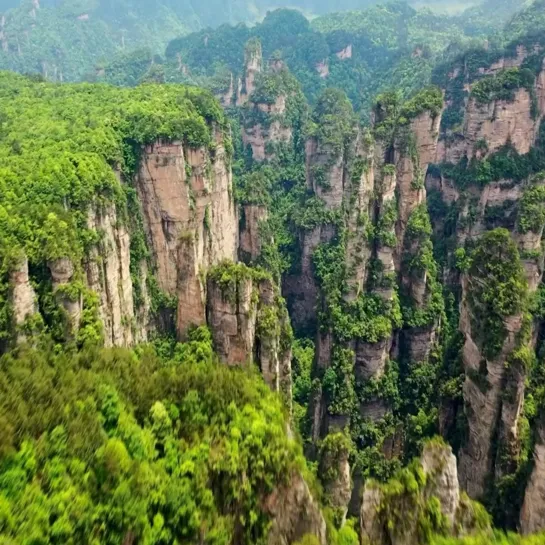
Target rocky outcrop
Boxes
[240,56,295,162]
[206,272,256,366]
[438,90,539,165]
[48,257,82,337]
[336,45,352,60]
[242,109,292,162]
[86,203,139,346]
[316,60,329,78]
[265,473,327,545]
[9,256,37,337]
[420,441,460,525]
[284,226,322,335]
[136,136,238,339]
[236,38,263,107]
[428,46,545,508]
[206,265,292,399]
[521,416,545,534]
[360,441,489,545]
[457,229,534,499]
[319,433,352,522]
[438,52,545,165]
[395,112,441,245]
[239,204,267,262]
[218,73,235,107]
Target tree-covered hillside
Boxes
[3,0,545,544]
[0,328,312,545]
[0,0,534,83]
[105,0,534,117]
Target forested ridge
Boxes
[2,0,545,544]
[91,0,535,117]
[0,0,530,90]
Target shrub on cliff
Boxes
[466,229,528,360]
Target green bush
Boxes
[467,229,528,360]
[471,68,536,105]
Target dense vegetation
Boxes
[0,0,533,116]
[0,71,228,344]
[2,0,545,543]
[155,2,510,115]
[0,329,307,545]
[435,535,545,545]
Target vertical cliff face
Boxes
[238,40,301,164]
[393,110,443,367]
[86,203,142,346]
[236,37,263,107]
[206,263,293,401]
[457,248,528,499]
[437,87,540,165]
[239,204,268,262]
[280,87,446,518]
[136,136,238,339]
[521,416,545,534]
[9,256,37,343]
[265,473,327,545]
[319,433,353,522]
[428,38,545,523]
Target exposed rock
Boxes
[420,442,460,524]
[241,73,294,162]
[9,256,37,335]
[137,141,193,296]
[237,38,263,106]
[242,118,292,162]
[176,233,207,340]
[207,274,256,366]
[284,226,321,334]
[320,434,352,521]
[86,204,137,347]
[359,399,390,422]
[481,47,528,76]
[360,441,488,545]
[256,279,293,401]
[336,45,353,60]
[316,60,329,78]
[48,257,82,336]
[458,282,525,498]
[355,337,392,382]
[537,59,545,116]
[239,204,268,262]
[406,326,436,364]
[306,138,345,209]
[360,485,384,545]
[344,145,374,301]
[520,417,545,535]
[206,267,292,400]
[265,473,327,545]
[136,137,237,339]
[395,111,441,258]
[438,90,540,164]
[48,257,75,287]
[218,73,234,107]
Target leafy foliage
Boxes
[434,533,545,545]
[0,328,306,545]
[466,229,528,360]
[0,72,228,340]
[471,68,536,105]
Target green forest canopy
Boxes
[0,329,307,545]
